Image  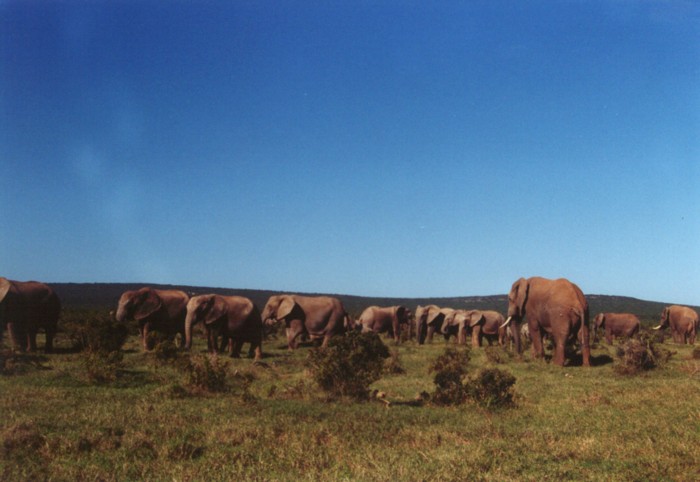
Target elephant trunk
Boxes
[142,322,153,350]
[115,304,127,323]
[185,312,196,350]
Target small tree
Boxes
[615,332,673,375]
[307,331,389,400]
[463,368,517,409]
[429,347,471,406]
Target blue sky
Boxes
[1,1,699,304]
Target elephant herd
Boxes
[1,276,698,367]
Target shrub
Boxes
[183,354,231,393]
[429,347,471,406]
[614,332,674,375]
[463,368,517,409]
[62,311,128,354]
[384,348,406,375]
[307,331,390,400]
[691,347,700,360]
[484,346,512,364]
[81,351,124,384]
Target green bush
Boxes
[62,311,128,354]
[183,354,231,394]
[81,351,124,384]
[429,347,471,406]
[484,346,512,364]
[307,331,390,400]
[615,332,674,375]
[463,368,517,409]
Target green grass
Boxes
[2,331,699,481]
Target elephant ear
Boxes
[396,306,407,321]
[134,289,162,320]
[597,314,606,327]
[0,278,11,302]
[277,296,297,321]
[469,311,485,328]
[513,278,529,315]
[203,296,227,325]
[427,308,442,326]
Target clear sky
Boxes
[1,1,698,305]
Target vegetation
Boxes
[307,331,390,400]
[1,302,699,481]
[614,331,674,375]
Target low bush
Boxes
[615,332,674,375]
[183,354,230,394]
[691,347,700,360]
[463,367,517,409]
[81,350,124,384]
[429,347,471,406]
[307,331,389,400]
[384,348,406,375]
[62,311,128,353]
[484,346,512,364]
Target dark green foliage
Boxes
[614,332,674,375]
[62,311,128,353]
[463,368,517,409]
[484,346,512,364]
[307,331,390,400]
[384,348,406,375]
[81,351,124,384]
[429,348,471,406]
[183,354,230,393]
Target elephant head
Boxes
[593,313,606,340]
[185,294,227,349]
[506,278,529,323]
[116,288,163,348]
[653,308,669,330]
[261,295,296,326]
[415,305,441,344]
[0,277,11,303]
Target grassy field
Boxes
[2,329,699,481]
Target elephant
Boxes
[443,310,506,347]
[115,287,189,350]
[185,294,262,359]
[502,276,590,367]
[261,295,347,349]
[593,312,641,345]
[358,305,410,344]
[415,305,454,344]
[0,277,61,352]
[441,310,471,345]
[653,305,698,344]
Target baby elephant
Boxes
[593,312,641,345]
[185,294,263,359]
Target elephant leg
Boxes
[471,328,479,348]
[44,325,56,353]
[248,341,262,360]
[553,337,566,366]
[7,324,25,352]
[231,339,243,358]
[530,325,545,360]
[426,326,435,343]
[286,320,304,350]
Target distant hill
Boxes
[51,283,689,327]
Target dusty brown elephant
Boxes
[502,277,590,367]
[0,277,61,352]
[261,295,347,349]
[115,287,189,350]
[185,294,262,359]
[441,310,471,345]
[653,305,698,344]
[359,305,410,344]
[464,310,507,348]
[593,312,641,345]
[415,305,453,344]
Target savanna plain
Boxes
[2,300,699,482]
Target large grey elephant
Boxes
[653,305,698,344]
[415,305,454,344]
[115,287,189,350]
[261,295,347,349]
[359,305,410,344]
[502,277,590,367]
[593,312,641,345]
[185,294,262,359]
[0,277,61,352]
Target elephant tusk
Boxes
[652,325,662,330]
[500,317,512,329]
